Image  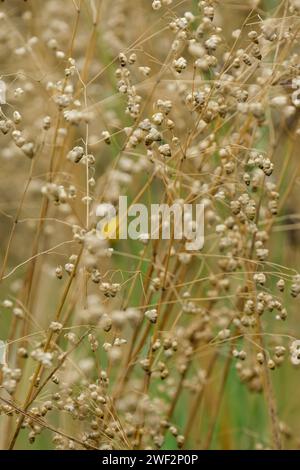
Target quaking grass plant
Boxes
[0,0,300,450]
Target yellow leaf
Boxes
[102,216,119,240]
